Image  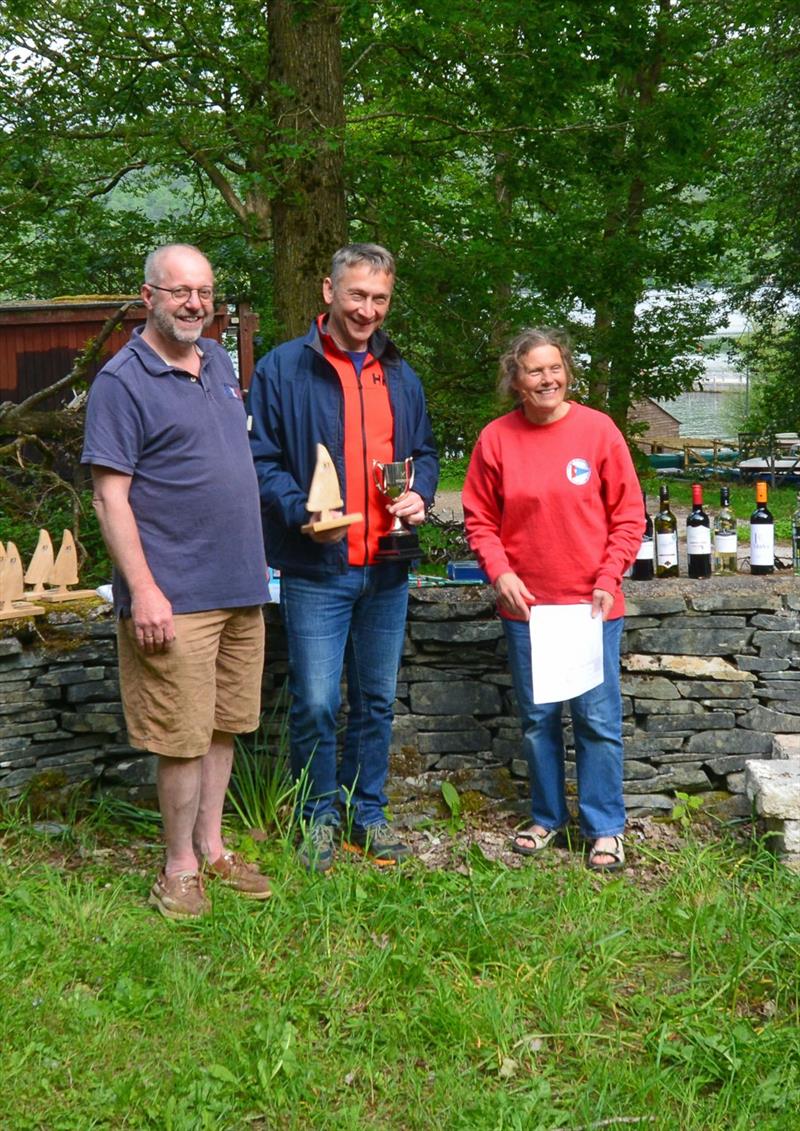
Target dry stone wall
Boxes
[2,579,799,817]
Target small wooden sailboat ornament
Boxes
[39,530,96,602]
[0,541,45,619]
[24,528,55,600]
[300,444,363,535]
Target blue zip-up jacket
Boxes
[248,319,439,576]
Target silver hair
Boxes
[330,243,396,286]
[144,244,212,285]
[497,327,576,400]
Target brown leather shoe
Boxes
[148,871,211,920]
[206,851,272,899]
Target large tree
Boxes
[0,0,763,447]
[0,0,346,338]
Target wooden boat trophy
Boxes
[0,541,45,619]
[301,444,363,535]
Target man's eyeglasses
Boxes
[147,284,214,302]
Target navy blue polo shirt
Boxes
[82,327,268,615]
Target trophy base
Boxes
[375,531,420,562]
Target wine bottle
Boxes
[655,484,679,577]
[749,480,775,575]
[713,486,738,574]
[792,493,800,576]
[687,483,712,578]
[630,490,654,580]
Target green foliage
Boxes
[0,473,110,586]
[671,791,705,829]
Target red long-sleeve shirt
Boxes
[463,402,642,620]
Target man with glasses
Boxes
[248,243,439,871]
[82,243,271,919]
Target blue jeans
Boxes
[280,564,408,828]
[503,615,625,840]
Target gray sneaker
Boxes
[342,821,411,866]
[298,822,336,873]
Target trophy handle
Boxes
[404,457,415,496]
[372,460,386,492]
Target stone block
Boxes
[398,665,461,683]
[620,675,680,699]
[408,621,504,644]
[493,738,519,760]
[0,639,23,657]
[635,699,705,715]
[657,615,748,629]
[734,655,789,672]
[773,734,800,760]
[418,728,491,754]
[644,711,735,733]
[624,654,752,680]
[626,628,752,656]
[624,734,685,752]
[100,756,157,786]
[623,597,687,616]
[685,729,772,755]
[0,718,58,739]
[623,792,673,811]
[35,666,105,687]
[725,771,747,794]
[510,759,528,778]
[59,710,126,735]
[668,766,711,791]
[751,613,800,630]
[738,705,800,733]
[409,681,502,716]
[67,681,119,704]
[745,758,800,818]
[622,760,658,780]
[690,593,782,612]
[677,680,757,700]
[750,631,796,658]
[705,754,769,775]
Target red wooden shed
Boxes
[0,299,260,404]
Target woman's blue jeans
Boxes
[503,615,626,840]
[280,564,408,828]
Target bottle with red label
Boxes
[686,483,712,578]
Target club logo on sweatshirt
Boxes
[566,458,591,485]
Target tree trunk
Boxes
[268,1,348,341]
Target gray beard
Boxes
[151,302,213,344]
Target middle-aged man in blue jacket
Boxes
[248,243,439,872]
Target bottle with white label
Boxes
[655,484,679,577]
[713,486,737,574]
[749,480,775,575]
[687,483,712,578]
[630,490,654,580]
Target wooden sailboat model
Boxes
[0,541,45,619]
[39,530,96,602]
[300,444,363,534]
[24,528,55,600]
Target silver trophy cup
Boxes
[372,458,420,561]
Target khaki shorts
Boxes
[117,606,265,758]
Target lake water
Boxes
[658,389,746,440]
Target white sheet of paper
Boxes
[529,603,604,705]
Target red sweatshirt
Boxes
[463,402,642,620]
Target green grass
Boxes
[1,801,799,1130]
